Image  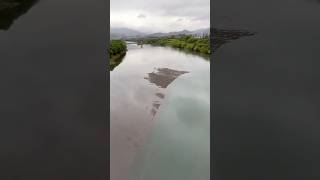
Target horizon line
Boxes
[110,26,210,34]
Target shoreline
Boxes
[146,43,210,59]
[128,36,211,56]
[110,51,126,70]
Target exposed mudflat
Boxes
[145,68,189,88]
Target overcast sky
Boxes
[110,0,210,33]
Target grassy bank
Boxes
[109,40,127,70]
[142,35,210,54]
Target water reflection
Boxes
[110,43,209,180]
[131,70,210,180]
[0,0,39,30]
[155,92,165,99]
[145,67,189,117]
[159,46,210,60]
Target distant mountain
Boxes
[110,27,146,39]
[110,27,210,39]
[147,28,210,38]
[191,28,210,36]
[148,30,190,37]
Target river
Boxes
[110,43,210,180]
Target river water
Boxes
[213,0,320,179]
[110,43,210,180]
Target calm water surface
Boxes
[110,43,210,180]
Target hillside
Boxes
[110,27,146,39]
[110,27,210,39]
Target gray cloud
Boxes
[110,0,210,32]
[137,14,147,18]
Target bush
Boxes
[109,40,127,57]
[142,35,211,55]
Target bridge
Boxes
[126,40,144,47]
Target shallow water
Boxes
[110,43,210,180]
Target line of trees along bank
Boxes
[141,35,210,54]
[109,40,127,70]
[109,40,127,58]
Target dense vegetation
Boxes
[109,40,127,57]
[109,40,127,70]
[142,35,210,54]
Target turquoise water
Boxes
[132,69,210,180]
[110,43,210,180]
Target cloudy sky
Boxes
[110,0,210,33]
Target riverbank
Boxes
[141,35,210,55]
[110,51,126,70]
[109,40,127,70]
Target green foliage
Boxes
[142,35,211,55]
[109,40,127,58]
[109,40,127,70]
